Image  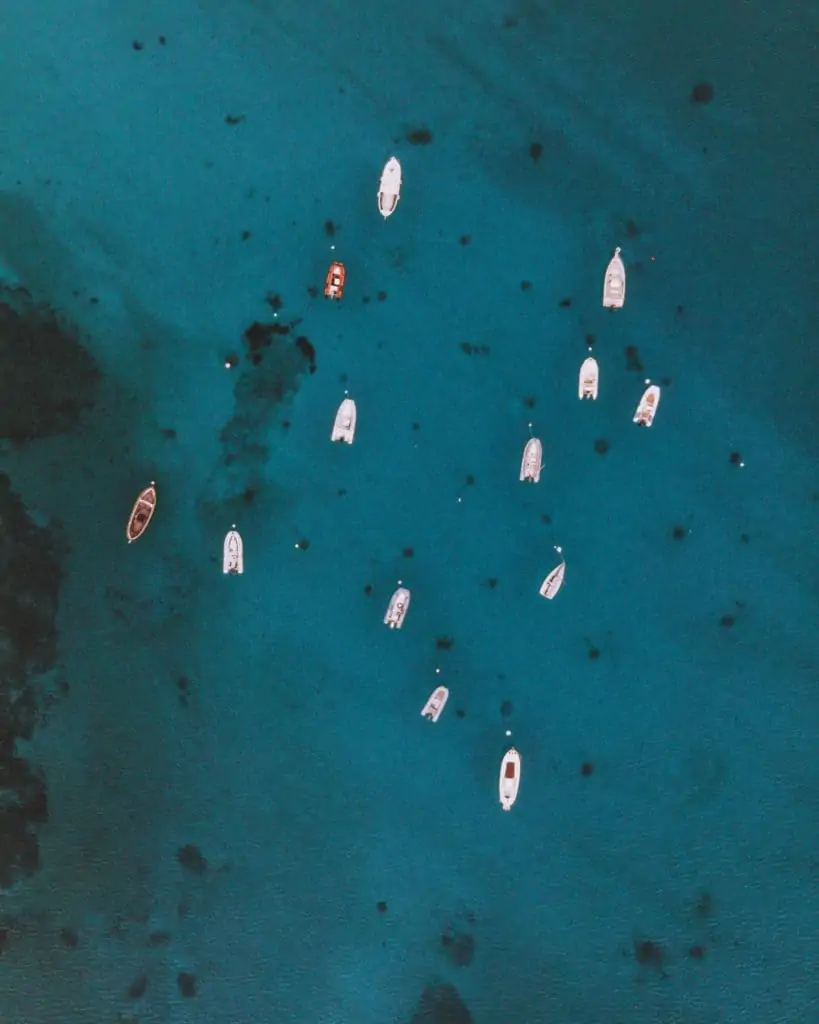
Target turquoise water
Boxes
[1,1,818,1021]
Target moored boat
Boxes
[520,435,543,483]
[633,383,661,427]
[126,483,157,543]
[539,557,566,599]
[223,526,244,574]
[384,585,411,629]
[331,395,357,444]
[377,157,402,218]
[324,260,346,300]
[499,747,521,810]
[602,247,626,309]
[421,685,449,722]
[578,356,599,400]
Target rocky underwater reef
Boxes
[0,284,98,896]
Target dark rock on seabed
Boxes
[0,474,63,890]
[0,286,98,442]
[0,284,89,890]
[408,982,472,1024]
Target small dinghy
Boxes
[421,685,449,723]
[520,435,543,483]
[377,156,402,218]
[578,356,599,400]
[384,585,411,629]
[602,247,626,309]
[499,747,521,811]
[330,395,357,444]
[539,557,566,599]
[223,526,244,574]
[633,384,661,427]
[126,483,157,543]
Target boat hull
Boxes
[633,384,661,427]
[602,247,626,309]
[126,484,157,543]
[578,356,599,400]
[499,748,521,810]
[539,561,566,599]
[378,157,402,218]
[324,261,346,300]
[331,397,357,444]
[421,685,449,722]
[520,437,542,482]
[223,528,244,574]
[384,586,411,629]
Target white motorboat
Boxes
[539,558,565,599]
[633,384,661,427]
[223,526,244,574]
[377,157,402,218]
[384,585,411,629]
[602,247,626,309]
[499,748,521,811]
[421,685,449,722]
[520,436,543,483]
[578,356,599,400]
[330,395,357,444]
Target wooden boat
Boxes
[330,396,357,444]
[520,436,543,483]
[384,586,411,629]
[421,685,449,722]
[578,356,599,400]
[602,247,626,309]
[633,384,661,427]
[126,483,157,543]
[324,260,346,300]
[377,156,402,218]
[499,748,521,811]
[539,559,566,599]
[223,526,244,574]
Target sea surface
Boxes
[0,1,817,1021]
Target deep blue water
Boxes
[1,1,817,1021]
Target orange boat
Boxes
[324,260,346,300]
[126,483,157,543]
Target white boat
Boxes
[578,356,599,400]
[520,436,543,483]
[384,586,411,629]
[539,559,565,599]
[499,748,521,811]
[602,247,626,309]
[633,384,661,427]
[377,157,402,218]
[223,526,244,574]
[330,396,357,444]
[421,685,449,722]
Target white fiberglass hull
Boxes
[384,586,411,628]
[602,247,626,309]
[499,748,521,810]
[331,397,357,443]
[421,685,449,722]
[520,437,543,483]
[539,561,565,599]
[223,527,244,574]
[578,356,599,399]
[378,157,402,218]
[633,384,661,427]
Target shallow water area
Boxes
[0,0,817,1021]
